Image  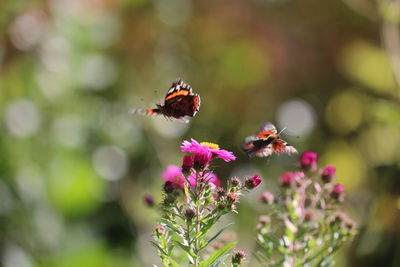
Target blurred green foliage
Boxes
[0,0,400,266]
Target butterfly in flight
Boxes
[129,79,200,123]
[242,123,297,157]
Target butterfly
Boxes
[129,79,200,123]
[242,123,297,157]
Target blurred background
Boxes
[1,0,400,266]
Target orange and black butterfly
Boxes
[243,123,297,157]
[130,79,200,123]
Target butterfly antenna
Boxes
[278,127,287,135]
[129,108,148,116]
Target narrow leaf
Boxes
[200,223,234,251]
[200,241,237,267]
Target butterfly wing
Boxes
[164,94,201,118]
[164,78,193,102]
[243,136,274,157]
[271,139,298,155]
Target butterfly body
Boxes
[130,79,200,122]
[243,123,297,157]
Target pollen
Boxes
[200,142,219,150]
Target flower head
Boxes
[245,174,262,189]
[162,165,185,188]
[259,191,275,204]
[331,184,345,201]
[279,171,305,188]
[300,151,318,171]
[181,139,236,163]
[321,165,336,183]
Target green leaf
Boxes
[200,241,237,267]
[150,241,167,256]
[167,258,181,267]
[174,241,198,259]
[200,223,234,251]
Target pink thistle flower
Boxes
[279,171,305,188]
[300,151,318,171]
[188,172,221,187]
[321,165,336,183]
[259,191,275,204]
[331,183,345,201]
[180,139,236,162]
[245,174,262,189]
[162,165,185,188]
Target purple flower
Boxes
[300,151,318,171]
[162,165,185,188]
[188,172,221,187]
[331,184,345,201]
[143,194,155,207]
[279,171,304,188]
[321,165,336,183]
[180,139,236,162]
[245,174,262,189]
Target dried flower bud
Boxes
[163,181,177,194]
[232,250,246,265]
[163,194,177,206]
[259,191,275,204]
[217,202,226,211]
[303,210,314,222]
[321,165,336,183]
[245,174,262,189]
[230,177,241,187]
[155,224,165,236]
[215,187,225,198]
[227,192,239,204]
[182,155,194,174]
[184,208,196,221]
[143,194,155,207]
[258,215,271,226]
[331,184,345,202]
[300,151,318,171]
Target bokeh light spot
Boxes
[5,99,41,138]
[276,98,316,137]
[321,141,366,191]
[92,146,128,181]
[339,40,395,94]
[48,155,105,216]
[325,90,365,135]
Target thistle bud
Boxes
[143,194,155,207]
[259,191,275,204]
[321,165,336,183]
[184,208,196,221]
[300,151,318,171]
[245,174,262,189]
[182,155,194,174]
[331,184,345,202]
[232,250,246,265]
[230,177,241,187]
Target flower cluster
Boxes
[255,151,356,266]
[153,139,260,266]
